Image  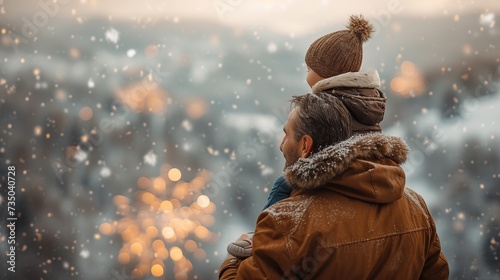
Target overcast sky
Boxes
[1,0,499,35]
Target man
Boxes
[263,14,386,210]
[219,91,449,279]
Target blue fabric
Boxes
[262,175,293,210]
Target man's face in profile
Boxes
[280,108,302,169]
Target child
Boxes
[228,14,386,258]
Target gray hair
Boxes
[290,92,352,153]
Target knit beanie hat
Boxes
[305,15,374,78]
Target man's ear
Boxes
[300,135,314,157]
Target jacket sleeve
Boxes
[419,200,450,279]
[219,210,290,280]
[219,257,243,280]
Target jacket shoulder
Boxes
[403,187,433,224]
[262,194,315,233]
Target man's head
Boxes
[304,15,373,86]
[280,92,352,168]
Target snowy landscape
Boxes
[0,2,499,279]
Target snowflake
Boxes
[80,249,89,259]
[127,49,136,58]
[87,78,95,88]
[100,167,111,178]
[105,27,120,44]
[480,13,495,28]
[267,42,277,53]
[143,150,157,166]
[74,150,88,162]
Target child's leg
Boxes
[227,232,254,258]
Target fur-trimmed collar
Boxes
[312,70,381,94]
[284,133,408,190]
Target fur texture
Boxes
[312,70,380,94]
[284,133,409,190]
[347,15,374,43]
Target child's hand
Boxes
[227,232,254,259]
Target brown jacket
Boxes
[219,133,449,279]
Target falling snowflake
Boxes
[261,167,274,176]
[144,150,157,166]
[207,146,219,156]
[127,49,136,58]
[80,249,89,259]
[479,13,495,28]
[267,42,277,53]
[74,150,88,162]
[100,166,111,178]
[182,119,192,131]
[87,78,95,88]
[105,27,120,44]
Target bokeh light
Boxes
[185,97,208,119]
[197,195,210,208]
[162,227,175,239]
[116,79,169,114]
[390,60,426,97]
[168,168,182,181]
[170,247,183,262]
[99,223,114,235]
[151,263,164,277]
[101,170,215,278]
[79,106,93,121]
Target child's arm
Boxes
[262,175,293,210]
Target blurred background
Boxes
[0,0,499,279]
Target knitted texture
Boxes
[305,15,374,78]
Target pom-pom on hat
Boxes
[305,15,374,78]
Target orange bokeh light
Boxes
[141,192,156,204]
[115,80,169,114]
[160,200,173,213]
[157,248,169,260]
[118,252,131,264]
[146,226,159,238]
[153,177,167,194]
[109,170,216,278]
[185,97,208,119]
[390,60,426,97]
[137,177,151,188]
[79,106,93,121]
[168,168,182,182]
[113,195,129,206]
[151,263,164,277]
[196,195,210,208]
[184,240,198,253]
[194,226,210,240]
[170,247,183,262]
[162,227,175,239]
[99,223,114,235]
[130,242,143,256]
